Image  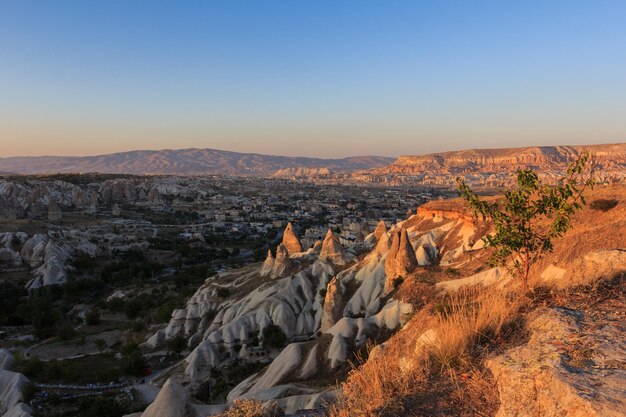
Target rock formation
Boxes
[374,220,387,240]
[384,228,418,292]
[320,277,343,332]
[488,307,626,417]
[270,244,292,279]
[260,249,275,277]
[281,223,303,254]
[320,229,347,265]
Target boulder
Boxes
[487,308,626,417]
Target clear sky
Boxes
[1,1,626,158]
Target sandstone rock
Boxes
[384,228,418,292]
[281,223,303,254]
[374,220,387,240]
[372,231,391,256]
[415,245,431,266]
[0,370,28,415]
[271,244,292,279]
[260,250,275,277]
[320,230,347,265]
[487,307,626,417]
[542,249,626,289]
[139,378,194,417]
[2,402,33,417]
[320,277,343,332]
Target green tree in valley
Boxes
[456,152,595,291]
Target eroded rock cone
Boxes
[373,230,392,256]
[320,229,347,264]
[281,222,303,254]
[260,249,274,277]
[384,228,418,293]
[271,244,291,278]
[321,277,343,332]
[374,220,387,240]
[136,378,193,417]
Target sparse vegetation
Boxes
[262,324,287,349]
[589,198,618,211]
[456,152,595,290]
[216,398,284,417]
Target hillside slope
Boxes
[0,149,394,176]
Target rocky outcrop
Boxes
[0,377,24,416]
[281,223,303,254]
[270,244,292,279]
[487,307,626,417]
[260,250,275,277]
[320,230,348,265]
[374,220,387,240]
[384,228,418,292]
[320,278,343,332]
[137,378,196,417]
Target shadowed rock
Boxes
[321,277,343,332]
[384,228,418,292]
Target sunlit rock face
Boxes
[374,220,387,240]
[319,230,349,265]
[281,222,303,254]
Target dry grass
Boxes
[326,341,428,417]
[216,399,284,417]
[428,288,524,369]
[328,288,523,417]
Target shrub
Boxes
[262,324,287,349]
[85,309,101,325]
[589,198,618,211]
[457,152,595,290]
[166,335,187,357]
[217,399,284,417]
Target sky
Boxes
[1,1,626,158]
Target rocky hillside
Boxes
[129,186,625,417]
[364,143,626,186]
[0,149,394,176]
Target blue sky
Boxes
[1,1,626,157]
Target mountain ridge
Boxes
[0,147,395,176]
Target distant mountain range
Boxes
[0,148,395,176]
[0,143,624,179]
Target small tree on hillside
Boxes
[456,152,595,291]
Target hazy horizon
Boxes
[2,139,626,160]
[2,1,626,158]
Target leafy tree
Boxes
[456,152,595,290]
[262,324,287,349]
